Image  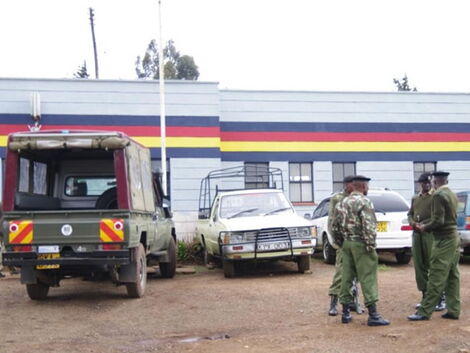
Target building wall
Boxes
[2,78,470,241]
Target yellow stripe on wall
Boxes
[134,137,220,148]
[220,141,470,152]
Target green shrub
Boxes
[177,240,203,264]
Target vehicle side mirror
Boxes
[304,213,312,220]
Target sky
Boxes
[1,0,470,92]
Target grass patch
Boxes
[377,264,391,271]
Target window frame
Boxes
[332,162,356,193]
[244,162,269,189]
[289,162,313,203]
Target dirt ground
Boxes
[1,254,469,353]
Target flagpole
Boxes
[158,0,167,196]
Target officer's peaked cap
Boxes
[352,175,371,182]
[432,171,450,177]
[343,175,355,183]
[417,172,431,183]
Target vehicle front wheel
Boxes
[159,237,176,278]
[126,244,147,298]
[395,252,412,264]
[297,256,310,273]
[222,259,236,278]
[26,282,50,300]
[322,235,336,265]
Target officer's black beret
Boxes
[432,171,450,177]
[352,175,371,182]
[343,175,355,183]
[417,172,431,183]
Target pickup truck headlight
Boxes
[220,231,245,244]
[297,226,317,238]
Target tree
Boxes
[135,39,199,80]
[74,61,90,79]
[393,74,417,91]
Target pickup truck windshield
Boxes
[220,192,292,219]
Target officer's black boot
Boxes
[328,295,338,316]
[435,294,446,311]
[341,304,352,324]
[367,304,390,326]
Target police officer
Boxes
[408,171,461,321]
[327,175,355,316]
[334,175,390,326]
[408,172,446,311]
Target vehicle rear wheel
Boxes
[159,237,176,278]
[322,235,336,264]
[222,259,236,278]
[26,282,50,300]
[126,244,147,298]
[395,252,412,264]
[297,256,310,273]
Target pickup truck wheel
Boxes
[395,252,412,264]
[159,237,176,278]
[297,256,310,273]
[222,259,236,278]
[26,282,49,300]
[126,244,147,298]
[322,235,336,265]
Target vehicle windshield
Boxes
[220,192,293,218]
[368,192,409,212]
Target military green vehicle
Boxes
[1,130,176,299]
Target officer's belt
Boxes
[345,235,364,242]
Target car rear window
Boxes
[368,193,409,212]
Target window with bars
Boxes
[289,162,313,202]
[413,162,436,193]
[244,162,269,189]
[332,162,356,193]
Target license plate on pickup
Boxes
[257,242,290,251]
[36,253,60,270]
[377,221,387,232]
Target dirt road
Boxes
[1,255,469,353]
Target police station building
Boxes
[1,78,470,240]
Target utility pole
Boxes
[158,0,167,196]
[89,8,99,79]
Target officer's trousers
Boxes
[339,239,378,307]
[328,247,343,296]
[417,234,460,318]
[412,231,434,293]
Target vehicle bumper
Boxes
[2,250,131,267]
[376,232,412,250]
[222,238,315,260]
[459,230,470,248]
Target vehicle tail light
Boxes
[401,225,413,231]
[101,244,122,251]
[13,245,33,252]
[465,217,470,230]
[302,240,312,245]
[232,245,243,251]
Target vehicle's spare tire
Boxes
[95,187,118,209]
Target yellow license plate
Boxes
[377,221,387,232]
[36,253,60,270]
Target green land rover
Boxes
[1,130,176,299]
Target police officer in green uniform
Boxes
[327,175,355,316]
[333,175,390,326]
[408,171,461,321]
[408,172,446,310]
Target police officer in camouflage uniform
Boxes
[408,171,461,321]
[333,175,390,326]
[408,172,446,311]
[327,175,355,316]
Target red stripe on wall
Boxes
[0,125,219,137]
[220,131,470,142]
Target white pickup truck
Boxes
[195,167,317,277]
